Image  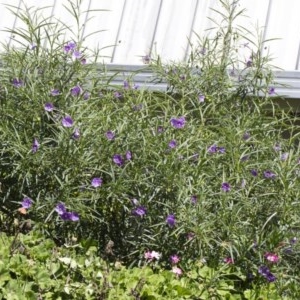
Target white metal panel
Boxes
[112,0,163,65]
[0,0,21,47]
[5,0,55,48]
[51,0,91,45]
[263,0,300,70]
[152,0,199,62]
[83,0,126,63]
[0,0,300,72]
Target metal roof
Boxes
[1,0,300,98]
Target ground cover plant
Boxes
[0,0,300,298]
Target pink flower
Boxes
[170,254,180,264]
[224,257,234,264]
[264,252,279,263]
[172,266,183,276]
[144,250,161,261]
[144,251,152,260]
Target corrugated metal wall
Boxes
[1,0,300,71]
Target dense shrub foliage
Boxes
[1,0,300,298]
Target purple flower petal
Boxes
[132,206,146,217]
[72,128,80,140]
[264,170,276,179]
[168,140,177,149]
[166,214,176,227]
[91,177,102,188]
[170,117,186,129]
[251,169,258,177]
[268,87,275,95]
[113,154,124,167]
[62,116,74,127]
[21,197,33,209]
[55,202,66,215]
[125,151,132,160]
[50,89,60,96]
[12,78,24,88]
[32,138,40,153]
[105,131,115,140]
[73,50,82,59]
[83,91,90,100]
[221,182,231,192]
[198,94,205,102]
[68,212,80,221]
[64,41,76,53]
[44,102,54,112]
[70,85,82,96]
[191,195,198,204]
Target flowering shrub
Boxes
[1,0,300,298]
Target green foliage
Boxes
[1,0,300,298]
[0,231,288,299]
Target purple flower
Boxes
[32,138,40,153]
[44,102,54,112]
[113,154,124,167]
[251,169,258,177]
[50,89,60,96]
[281,152,289,161]
[91,177,103,188]
[199,47,206,55]
[264,170,276,179]
[55,202,66,215]
[73,50,82,59]
[168,140,177,149]
[114,91,122,99]
[157,126,164,133]
[142,55,151,64]
[198,94,205,102]
[123,80,130,89]
[72,128,80,140]
[131,198,139,206]
[61,211,79,221]
[81,58,87,65]
[105,131,115,140]
[68,212,80,221]
[166,214,176,227]
[258,266,276,282]
[273,143,281,151]
[268,87,275,95]
[125,151,132,160]
[132,206,146,217]
[70,85,82,96]
[191,195,198,204]
[241,155,249,162]
[170,117,186,129]
[83,91,90,100]
[55,202,79,221]
[64,41,76,53]
[208,144,218,154]
[12,78,24,88]
[21,197,32,209]
[243,132,250,140]
[62,116,74,127]
[246,60,253,67]
[207,144,225,154]
[29,43,37,50]
[218,147,226,154]
[221,182,231,192]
